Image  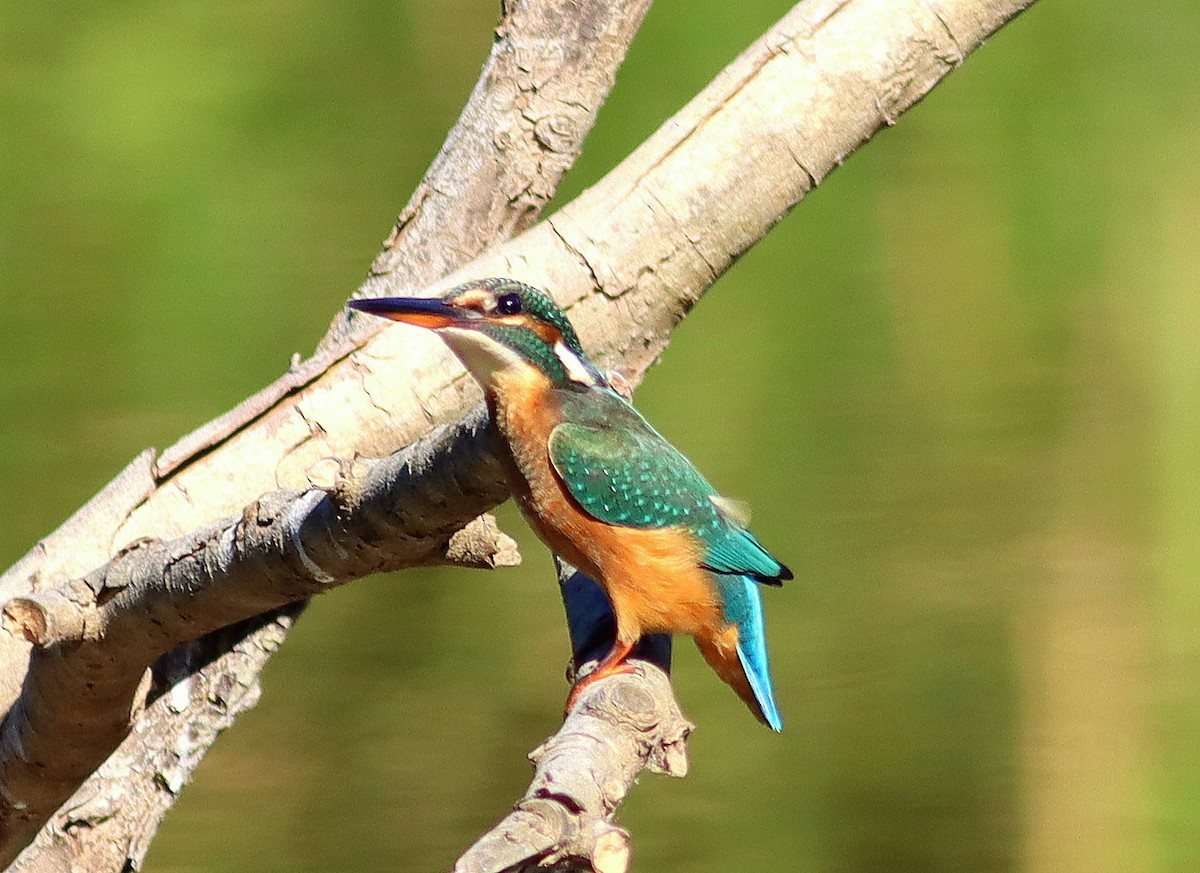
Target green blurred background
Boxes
[2,1,1198,870]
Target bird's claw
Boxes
[563,661,642,718]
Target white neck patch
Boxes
[438,326,525,384]
[554,340,599,387]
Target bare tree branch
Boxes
[0,0,1038,869]
[448,563,682,873]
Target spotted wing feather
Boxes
[547,419,717,530]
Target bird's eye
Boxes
[496,292,523,316]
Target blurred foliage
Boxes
[1,1,1198,871]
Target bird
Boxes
[348,278,790,730]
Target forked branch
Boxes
[0,1,1038,870]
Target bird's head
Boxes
[347,278,605,390]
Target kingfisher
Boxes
[348,278,790,730]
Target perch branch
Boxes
[454,563,682,873]
[454,670,690,873]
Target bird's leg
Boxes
[564,637,639,717]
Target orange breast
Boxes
[489,369,724,644]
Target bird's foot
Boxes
[563,660,642,718]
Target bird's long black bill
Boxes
[347,296,462,330]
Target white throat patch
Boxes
[554,340,599,387]
[437,326,525,383]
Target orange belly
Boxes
[522,490,723,641]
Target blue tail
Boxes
[729,575,783,731]
[700,525,787,729]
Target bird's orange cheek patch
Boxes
[491,314,562,346]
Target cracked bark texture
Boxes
[0,1,1038,870]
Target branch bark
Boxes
[0,410,517,857]
[0,1,1038,870]
[453,666,690,873]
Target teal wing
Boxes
[703,526,791,585]
[546,417,718,530]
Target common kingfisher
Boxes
[348,278,790,730]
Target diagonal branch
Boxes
[0,410,515,837]
[453,667,690,873]
[451,563,681,873]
